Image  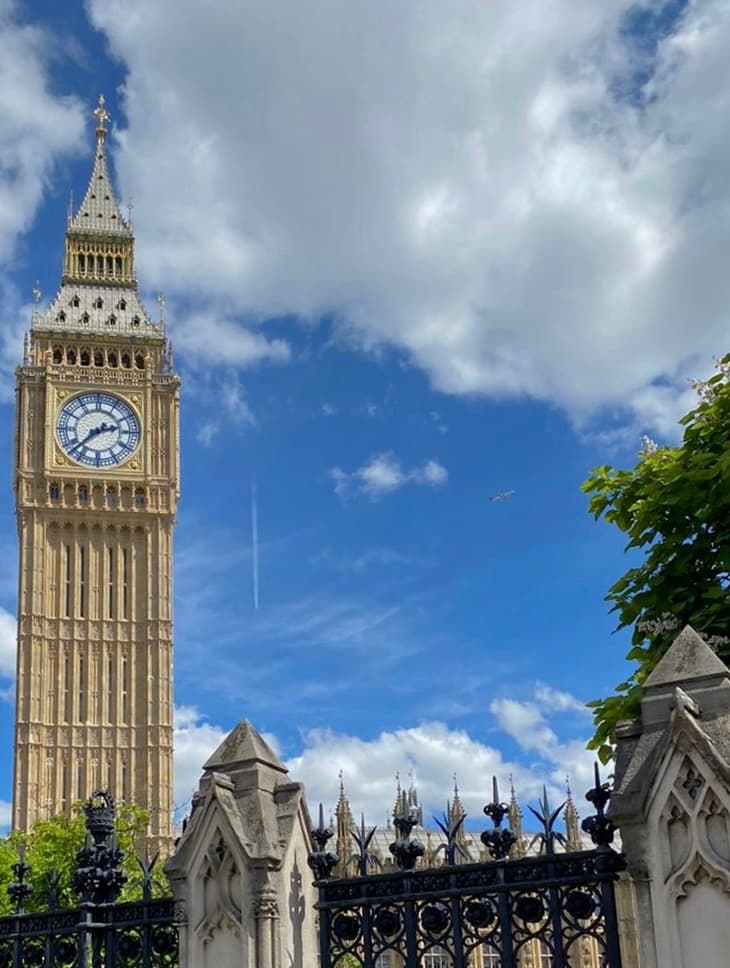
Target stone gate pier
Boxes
[165,719,318,967]
[611,626,730,968]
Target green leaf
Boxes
[582,365,730,750]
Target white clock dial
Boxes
[56,392,140,468]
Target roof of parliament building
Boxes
[332,773,584,875]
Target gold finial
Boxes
[93,94,111,139]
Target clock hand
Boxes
[68,421,118,452]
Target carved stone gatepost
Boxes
[165,719,318,967]
[611,626,730,968]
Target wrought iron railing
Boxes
[309,767,625,968]
[0,791,178,968]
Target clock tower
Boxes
[12,97,178,850]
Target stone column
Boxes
[254,891,279,968]
[611,626,730,968]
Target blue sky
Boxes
[0,0,725,829]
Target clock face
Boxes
[56,392,140,468]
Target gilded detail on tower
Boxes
[12,96,179,853]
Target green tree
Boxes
[583,358,730,762]
[0,801,169,915]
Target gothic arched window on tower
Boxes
[71,294,80,307]
[81,312,90,325]
[78,546,86,620]
[122,548,129,620]
[106,255,113,275]
[78,485,88,502]
[108,546,115,618]
[115,257,122,276]
[52,346,63,364]
[108,350,118,368]
[64,544,72,619]
[134,488,145,508]
[78,253,86,273]
[121,352,131,369]
[134,352,145,369]
[107,486,117,507]
[131,316,140,329]
[57,311,66,323]
[121,658,129,724]
[49,482,60,501]
[94,349,104,367]
[94,296,103,309]
[80,348,90,367]
[66,347,77,365]
[118,297,127,311]
[108,314,117,327]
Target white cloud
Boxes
[332,452,448,500]
[220,373,256,426]
[188,370,255,445]
[170,309,290,369]
[0,4,86,397]
[170,685,593,829]
[429,411,448,434]
[0,800,11,834]
[195,419,219,447]
[85,0,730,432]
[0,606,16,681]
[489,699,559,759]
[289,705,594,826]
[173,705,227,809]
[0,5,84,261]
[413,459,449,487]
[315,545,426,573]
[534,682,591,716]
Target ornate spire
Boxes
[449,775,467,846]
[392,771,404,821]
[67,95,129,238]
[563,777,581,850]
[507,775,525,857]
[407,769,423,826]
[334,771,354,874]
[33,95,161,339]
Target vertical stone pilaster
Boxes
[254,892,279,968]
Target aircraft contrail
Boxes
[251,481,259,610]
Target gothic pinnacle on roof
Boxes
[67,94,130,238]
[563,776,581,850]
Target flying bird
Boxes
[489,490,515,503]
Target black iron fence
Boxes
[309,767,625,968]
[0,792,178,968]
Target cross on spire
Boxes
[93,94,110,138]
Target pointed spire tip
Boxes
[93,93,110,139]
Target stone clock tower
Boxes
[12,97,178,850]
